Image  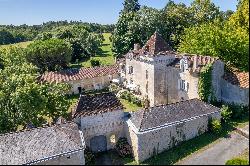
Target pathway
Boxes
[176,131,249,165]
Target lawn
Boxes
[0,41,32,49]
[119,99,142,112]
[70,33,115,68]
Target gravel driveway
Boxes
[176,132,249,165]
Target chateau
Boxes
[0,32,248,165]
[120,32,249,106]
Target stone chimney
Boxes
[134,43,140,51]
[193,55,198,71]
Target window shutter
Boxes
[178,79,180,89]
[185,81,189,91]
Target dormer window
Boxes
[180,59,188,72]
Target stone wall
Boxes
[126,111,221,163]
[178,71,199,102]
[125,58,155,105]
[76,110,125,151]
[221,79,249,106]
[212,60,225,101]
[35,151,85,165]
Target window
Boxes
[110,134,116,144]
[180,59,188,72]
[179,79,189,92]
[146,70,148,79]
[128,66,134,74]
[180,60,185,72]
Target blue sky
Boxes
[0,0,238,25]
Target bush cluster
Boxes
[208,119,222,134]
[115,138,133,158]
[221,103,249,121]
[120,90,142,107]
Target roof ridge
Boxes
[0,121,76,137]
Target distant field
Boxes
[0,41,33,49]
[70,33,115,68]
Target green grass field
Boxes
[70,33,115,68]
[0,41,32,49]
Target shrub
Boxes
[226,158,249,165]
[109,84,121,93]
[221,105,232,122]
[115,138,132,158]
[229,104,249,120]
[84,147,95,164]
[90,59,100,67]
[208,119,222,134]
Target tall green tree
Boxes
[190,0,223,24]
[122,0,140,13]
[0,47,70,133]
[25,39,73,72]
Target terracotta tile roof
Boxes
[129,99,220,132]
[141,32,172,55]
[168,54,219,73]
[39,65,119,83]
[223,69,249,88]
[73,92,123,118]
[0,122,84,165]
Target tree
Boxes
[0,47,70,133]
[178,19,249,71]
[228,0,249,32]
[190,0,223,24]
[0,29,15,45]
[25,39,73,72]
[112,12,141,57]
[162,1,195,49]
[121,0,140,13]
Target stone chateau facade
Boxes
[120,32,249,106]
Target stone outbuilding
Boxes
[125,98,221,162]
[0,122,85,165]
[39,65,119,94]
[73,92,125,153]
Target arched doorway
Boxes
[90,135,107,153]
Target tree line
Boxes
[112,0,249,71]
[0,20,114,45]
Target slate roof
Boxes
[129,99,220,132]
[0,122,84,165]
[223,69,249,88]
[73,92,123,118]
[39,64,119,83]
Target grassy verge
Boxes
[225,149,249,165]
[70,33,115,68]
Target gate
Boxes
[90,135,107,153]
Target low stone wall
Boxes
[221,79,249,106]
[126,111,221,163]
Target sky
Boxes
[0,0,238,25]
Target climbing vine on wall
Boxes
[198,63,213,102]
